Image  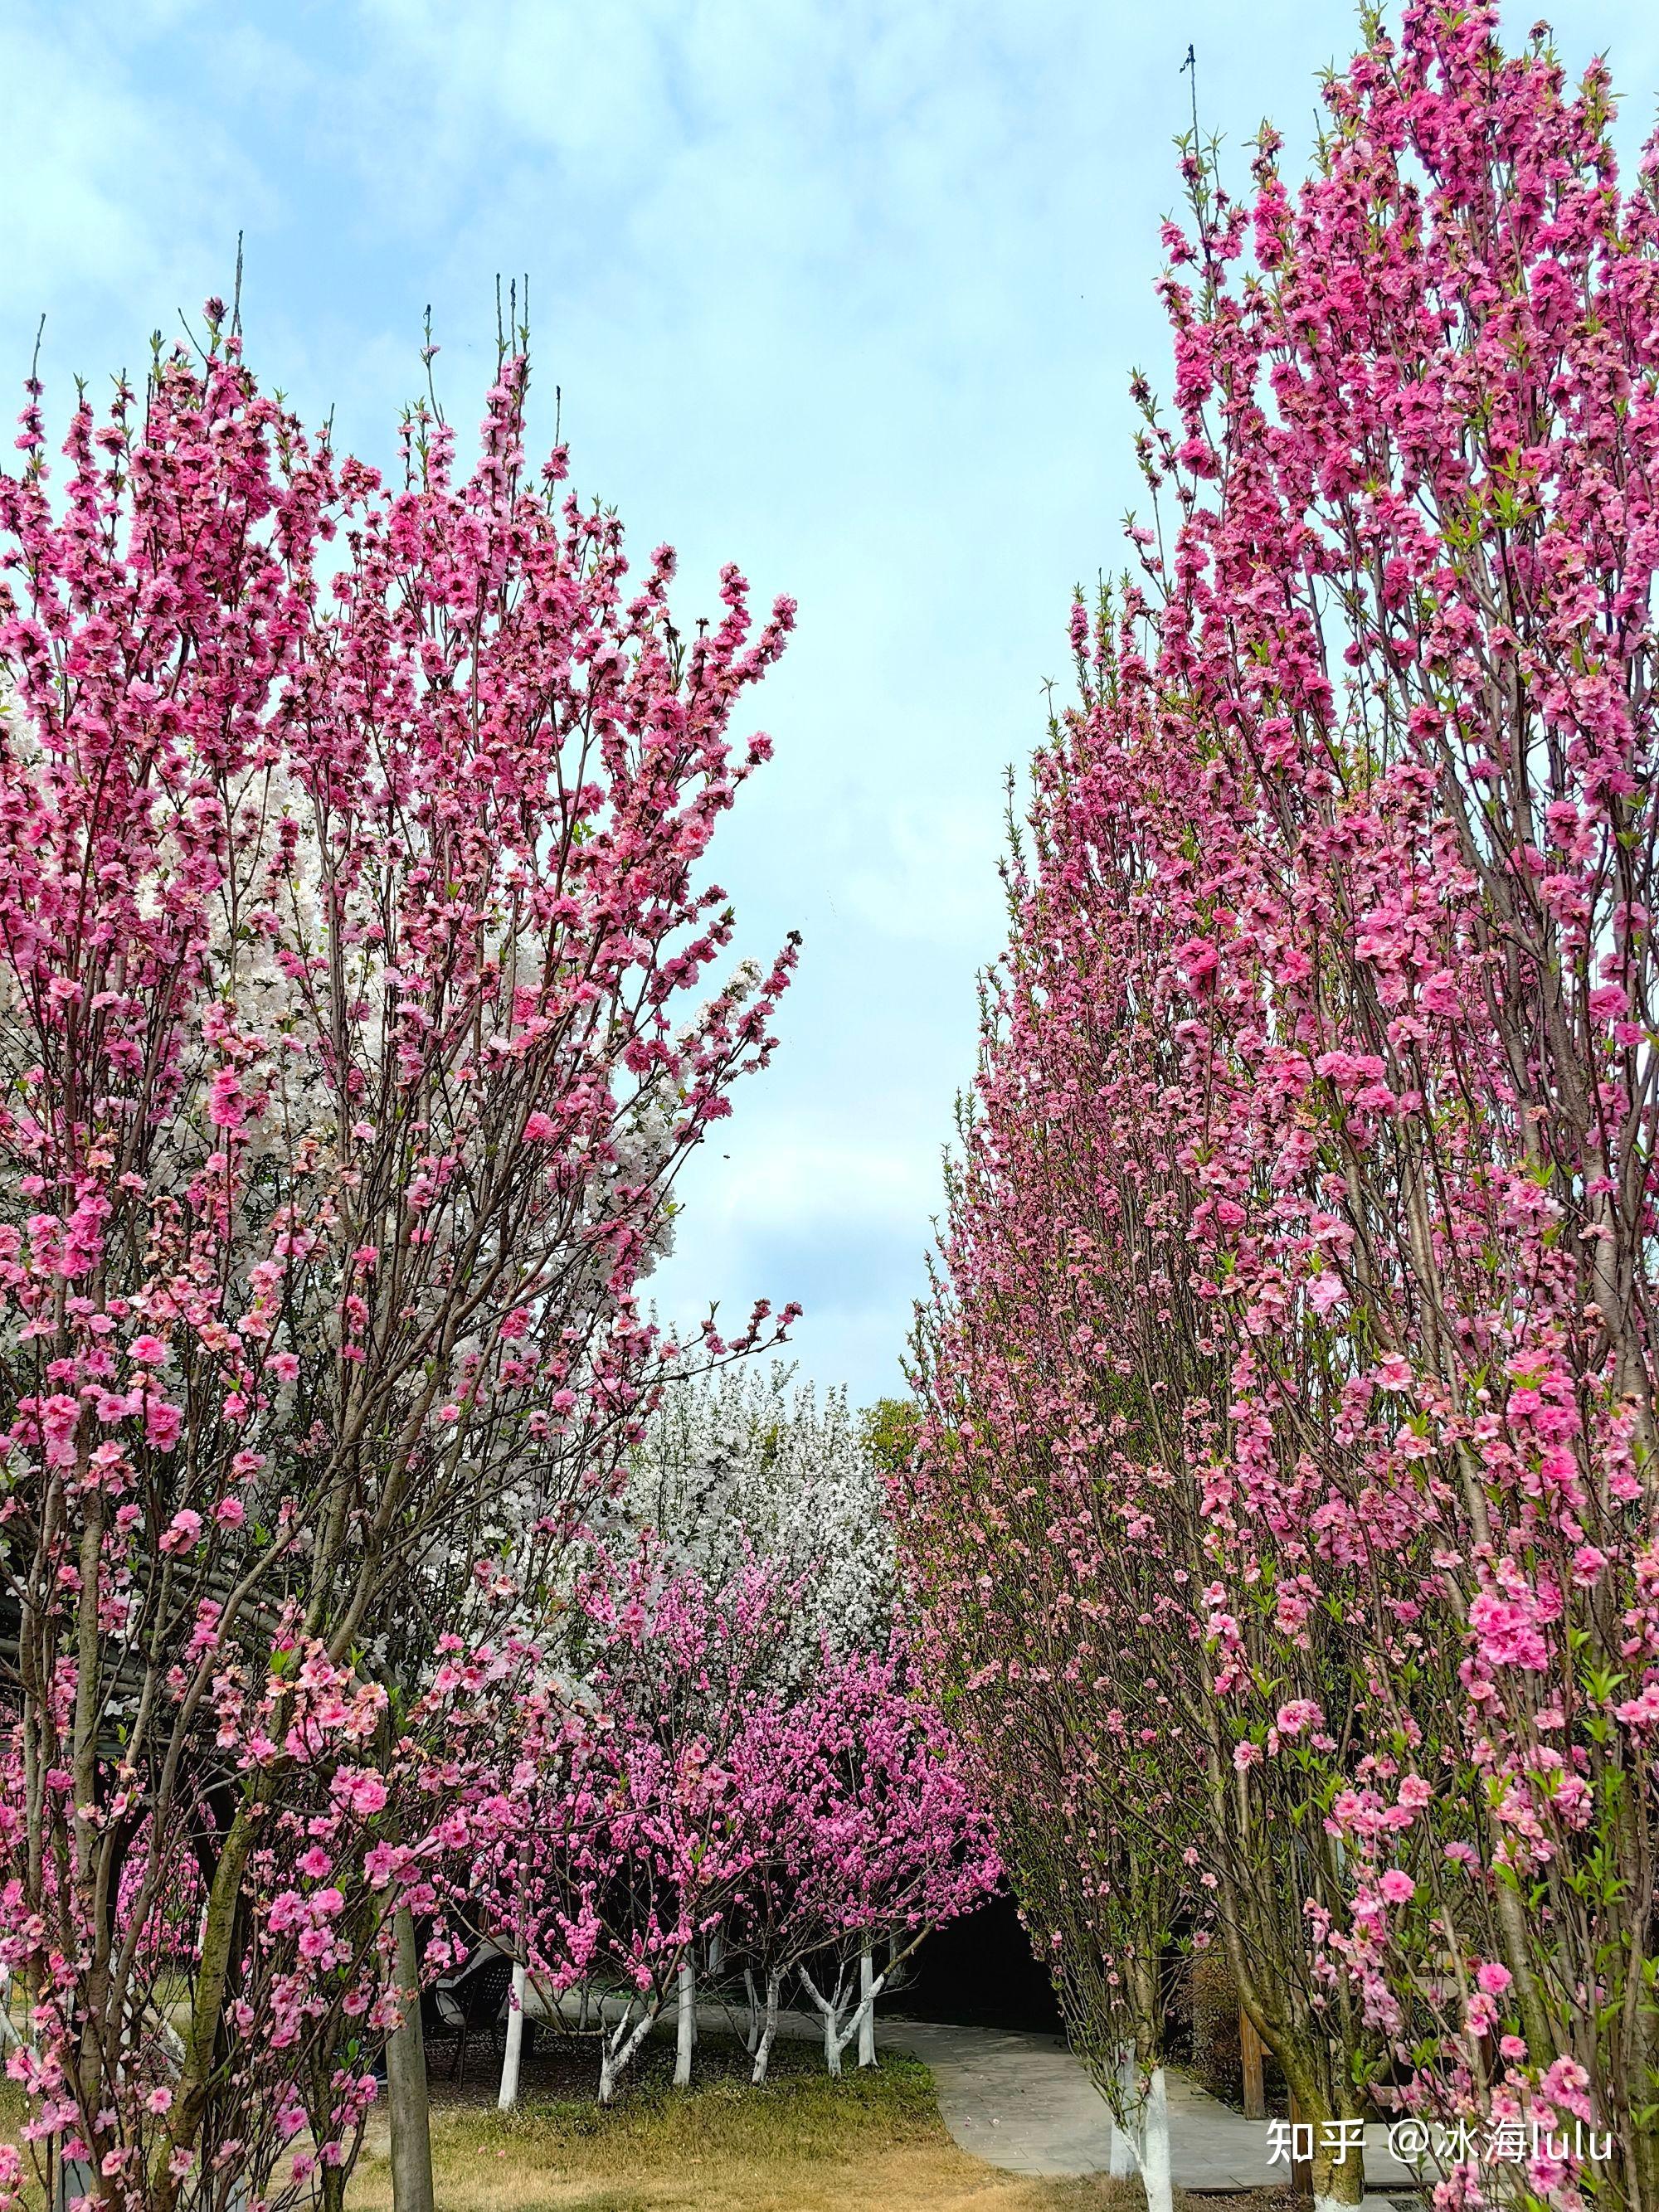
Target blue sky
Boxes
[7,0,1658,1404]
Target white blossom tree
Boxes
[610,1363,895,1668]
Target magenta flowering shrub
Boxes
[907,9,1659,2210]
[108,1826,207,1980]
[0,308,796,2211]
[468,1548,998,2100]
[782,1639,1000,2075]
[474,1552,782,2104]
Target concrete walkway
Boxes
[528,1986,1420,2196]
[883,2024,1121,2180]
[883,2020,1420,2196]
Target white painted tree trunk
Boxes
[750,1973,781,2084]
[674,1961,696,2088]
[798,1966,846,2074]
[799,1962,888,2078]
[1140,2065,1174,2212]
[1107,2046,1138,2178]
[597,2039,621,2106]
[1105,2049,1173,2212]
[497,1962,528,2110]
[858,1944,876,2068]
[597,1997,662,2104]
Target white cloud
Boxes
[1,6,269,349]
[687,1123,940,1238]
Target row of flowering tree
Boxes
[0,312,801,2212]
[470,1539,997,2107]
[902,11,1659,2212]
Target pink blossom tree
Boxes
[909,10,1659,2210]
[473,1552,784,2105]
[0,305,795,2211]
[471,1544,996,2098]
[786,1644,1000,2078]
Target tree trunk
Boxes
[1239,2007,1267,2121]
[751,1974,781,2085]
[857,1944,876,2068]
[800,1962,883,2078]
[498,1962,528,2111]
[156,1801,258,2211]
[1310,2114,1365,2212]
[674,1961,695,2089]
[1104,2049,1172,2212]
[1140,2066,1174,2212]
[386,1907,435,2212]
[1107,2047,1138,2179]
[597,2000,659,2105]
